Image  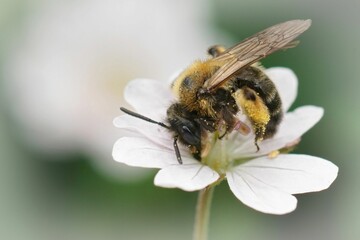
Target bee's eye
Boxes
[181,125,200,146]
[182,76,192,88]
[182,125,192,134]
[181,125,193,138]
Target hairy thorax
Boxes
[171,59,222,116]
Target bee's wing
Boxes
[204,19,311,91]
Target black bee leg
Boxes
[173,136,183,164]
[254,131,262,152]
[196,117,216,132]
[218,130,228,140]
[254,140,260,152]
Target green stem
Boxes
[193,185,215,240]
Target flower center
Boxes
[201,133,235,174]
[200,131,255,174]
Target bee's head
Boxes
[177,120,201,148]
[167,103,202,160]
[177,119,202,160]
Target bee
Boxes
[121,19,311,164]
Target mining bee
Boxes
[121,19,311,164]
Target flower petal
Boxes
[227,167,297,215]
[276,105,324,140]
[113,115,193,158]
[232,105,324,158]
[114,115,172,147]
[124,78,173,117]
[238,154,338,194]
[265,67,298,112]
[112,136,182,168]
[154,163,219,191]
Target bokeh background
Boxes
[0,0,358,239]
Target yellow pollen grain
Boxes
[242,100,270,124]
[268,150,280,159]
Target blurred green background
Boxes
[0,0,358,239]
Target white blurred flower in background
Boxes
[4,0,217,180]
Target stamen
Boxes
[233,120,251,135]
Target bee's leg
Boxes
[218,109,235,139]
[217,119,226,139]
[196,117,217,132]
[233,119,251,135]
[254,139,260,152]
[173,136,182,164]
[219,118,250,140]
[218,130,227,140]
[232,87,271,151]
[207,45,226,57]
[254,129,264,152]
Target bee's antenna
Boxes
[121,107,183,164]
[120,107,170,129]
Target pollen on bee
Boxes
[200,99,207,105]
[234,88,270,126]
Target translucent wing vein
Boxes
[204,19,311,90]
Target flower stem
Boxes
[193,185,215,240]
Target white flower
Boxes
[3,0,215,180]
[112,67,338,214]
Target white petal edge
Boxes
[124,78,173,117]
[112,137,196,168]
[154,163,219,191]
[237,154,338,194]
[113,115,192,157]
[227,167,297,215]
[258,105,324,155]
[232,105,324,158]
[114,115,172,148]
[276,105,324,140]
[265,67,298,112]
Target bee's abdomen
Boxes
[231,66,283,138]
[262,87,282,138]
